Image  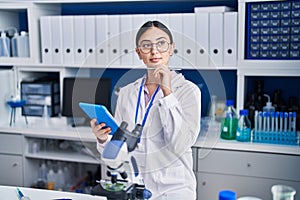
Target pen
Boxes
[16,188,30,200]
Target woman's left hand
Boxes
[153,64,172,96]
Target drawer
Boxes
[21,82,59,95]
[0,154,23,186]
[0,133,23,154]
[197,148,300,182]
[21,94,60,105]
[22,104,60,117]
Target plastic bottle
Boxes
[56,168,65,191]
[17,31,30,57]
[263,94,275,113]
[220,100,238,140]
[0,32,10,57]
[11,32,19,57]
[38,162,48,182]
[43,96,51,127]
[47,169,56,190]
[236,109,252,142]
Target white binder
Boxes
[223,12,238,67]
[73,15,86,65]
[182,13,196,68]
[169,13,183,67]
[40,16,52,64]
[196,12,210,67]
[85,15,96,65]
[108,15,120,65]
[132,14,146,66]
[51,16,63,64]
[96,15,109,66]
[209,12,224,68]
[120,14,134,66]
[62,16,74,65]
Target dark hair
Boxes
[135,20,173,47]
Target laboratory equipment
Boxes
[236,109,251,142]
[91,121,151,200]
[220,100,238,140]
[16,188,31,200]
[263,94,275,113]
[271,185,296,200]
[0,31,10,57]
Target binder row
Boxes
[40,12,238,68]
[246,0,300,59]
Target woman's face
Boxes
[136,27,174,68]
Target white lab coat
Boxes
[97,71,201,200]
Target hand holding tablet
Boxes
[79,102,119,134]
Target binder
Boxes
[169,13,183,67]
[223,12,238,67]
[108,15,120,65]
[73,15,86,65]
[40,16,52,64]
[132,14,146,66]
[96,15,109,66]
[209,12,224,68]
[51,16,63,64]
[62,16,75,65]
[85,15,97,65]
[120,14,134,66]
[182,13,196,67]
[196,12,210,67]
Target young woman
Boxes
[91,21,201,200]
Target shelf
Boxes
[24,150,101,164]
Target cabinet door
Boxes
[196,172,300,200]
[0,154,23,186]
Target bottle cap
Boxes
[239,109,248,116]
[219,190,236,200]
[226,100,234,106]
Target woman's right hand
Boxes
[90,118,111,144]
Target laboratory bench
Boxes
[0,121,299,199]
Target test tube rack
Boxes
[252,131,299,146]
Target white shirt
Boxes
[97,71,201,200]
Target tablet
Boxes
[79,102,118,134]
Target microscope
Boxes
[91,121,152,200]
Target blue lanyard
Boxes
[135,78,160,127]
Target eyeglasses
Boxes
[138,40,170,54]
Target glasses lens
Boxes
[139,41,169,53]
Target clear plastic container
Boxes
[236,109,252,142]
[220,100,238,140]
[272,185,296,200]
[0,32,10,57]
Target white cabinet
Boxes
[195,148,300,199]
[0,133,23,186]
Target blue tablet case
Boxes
[79,102,118,134]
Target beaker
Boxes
[271,184,296,200]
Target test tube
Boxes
[271,112,275,132]
[284,112,288,133]
[254,110,258,133]
[279,112,283,132]
[289,112,293,132]
[258,111,263,132]
[266,112,270,132]
[263,112,267,132]
[292,112,297,132]
[275,112,279,133]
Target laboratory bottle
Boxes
[56,168,65,191]
[47,169,56,190]
[236,109,252,142]
[38,162,48,182]
[43,96,51,127]
[271,184,296,200]
[0,32,10,57]
[253,80,268,111]
[263,94,275,114]
[245,93,258,128]
[220,100,238,140]
[17,31,30,57]
[11,32,19,57]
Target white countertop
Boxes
[0,185,106,200]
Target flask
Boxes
[17,31,30,57]
[220,100,238,140]
[236,109,252,142]
[0,32,10,57]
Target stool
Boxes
[7,100,28,127]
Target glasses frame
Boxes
[138,40,170,54]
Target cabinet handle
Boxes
[12,163,18,167]
[247,163,251,167]
[202,181,206,186]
